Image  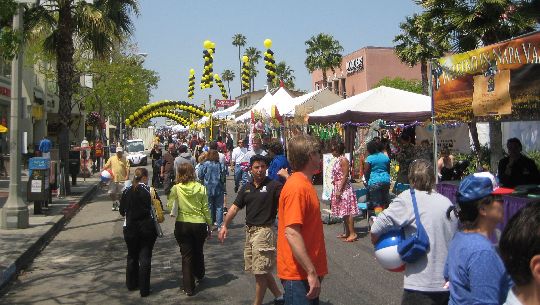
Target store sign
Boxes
[346,56,364,74]
[215,99,237,107]
[0,86,10,97]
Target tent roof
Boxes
[281,89,323,116]
[308,86,431,124]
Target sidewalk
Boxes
[0,173,100,292]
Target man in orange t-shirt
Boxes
[277,134,328,304]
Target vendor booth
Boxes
[432,31,540,232]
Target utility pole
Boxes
[1,2,29,229]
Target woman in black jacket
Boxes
[119,168,159,297]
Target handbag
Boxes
[397,189,430,263]
[150,187,164,223]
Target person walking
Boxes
[218,154,285,305]
[364,140,391,208]
[240,136,267,188]
[160,143,176,195]
[174,145,196,179]
[331,141,359,242]
[119,168,158,297]
[444,172,514,305]
[231,139,248,193]
[198,149,226,230]
[168,163,211,296]
[370,159,458,305]
[277,134,328,304]
[103,146,130,211]
[267,140,290,184]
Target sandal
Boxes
[336,234,348,239]
[344,236,358,242]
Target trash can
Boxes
[68,150,81,186]
[27,157,51,215]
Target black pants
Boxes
[123,224,157,297]
[402,289,449,305]
[174,221,208,294]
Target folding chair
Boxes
[356,188,373,232]
[393,183,410,195]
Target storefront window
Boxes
[0,58,11,78]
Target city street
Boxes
[1,164,403,305]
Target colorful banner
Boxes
[433,31,540,122]
[215,99,237,107]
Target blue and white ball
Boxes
[100,169,113,183]
[374,230,406,272]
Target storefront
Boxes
[311,46,422,98]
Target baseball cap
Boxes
[457,172,514,203]
[116,146,123,152]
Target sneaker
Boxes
[112,201,119,211]
[274,297,285,305]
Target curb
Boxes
[0,183,100,293]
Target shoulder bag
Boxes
[397,189,430,263]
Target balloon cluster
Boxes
[200,40,216,90]
[241,55,250,92]
[188,69,195,99]
[125,100,210,127]
[213,74,228,99]
[263,39,276,84]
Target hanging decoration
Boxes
[188,68,195,99]
[213,74,228,99]
[263,39,276,84]
[200,40,216,90]
[309,123,343,141]
[241,55,250,92]
[125,100,210,127]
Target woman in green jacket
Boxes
[168,162,212,296]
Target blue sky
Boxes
[133,0,421,107]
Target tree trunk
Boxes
[226,81,231,99]
[57,2,75,195]
[469,118,483,171]
[489,121,503,173]
[322,70,327,89]
[238,46,241,94]
[421,61,428,95]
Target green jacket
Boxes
[167,181,211,226]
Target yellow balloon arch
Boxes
[125,100,211,127]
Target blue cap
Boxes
[457,172,513,203]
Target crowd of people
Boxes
[109,130,539,305]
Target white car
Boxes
[125,139,148,166]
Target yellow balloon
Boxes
[214,74,220,80]
[203,40,212,49]
[264,38,272,49]
[242,55,249,63]
[125,119,130,124]
[189,68,195,74]
[129,115,134,120]
[208,49,214,54]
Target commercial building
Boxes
[311,46,421,98]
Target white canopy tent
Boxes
[308,86,431,124]
[283,88,342,118]
[198,102,240,124]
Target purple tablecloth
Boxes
[436,182,534,231]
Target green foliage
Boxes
[272,61,296,89]
[455,144,491,174]
[374,77,423,94]
[525,150,540,170]
[304,33,343,87]
[76,51,159,124]
[0,0,18,60]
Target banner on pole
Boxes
[433,31,540,122]
[415,124,471,154]
[215,99,237,107]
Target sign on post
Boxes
[215,99,238,108]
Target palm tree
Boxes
[245,47,261,91]
[25,0,139,194]
[222,69,235,98]
[421,0,538,171]
[273,61,296,89]
[232,34,246,93]
[394,13,448,95]
[304,33,343,89]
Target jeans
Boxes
[174,221,208,294]
[208,193,224,227]
[282,279,319,305]
[123,225,157,297]
[234,164,243,189]
[401,289,449,305]
[368,182,391,208]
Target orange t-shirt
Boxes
[277,172,328,280]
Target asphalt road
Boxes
[1,163,403,305]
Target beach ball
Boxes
[100,169,113,183]
[374,230,405,272]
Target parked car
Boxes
[125,139,147,166]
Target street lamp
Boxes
[0,0,39,229]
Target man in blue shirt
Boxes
[39,136,52,159]
[266,140,290,183]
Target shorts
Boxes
[244,226,276,274]
[108,181,125,195]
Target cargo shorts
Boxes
[244,225,276,275]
